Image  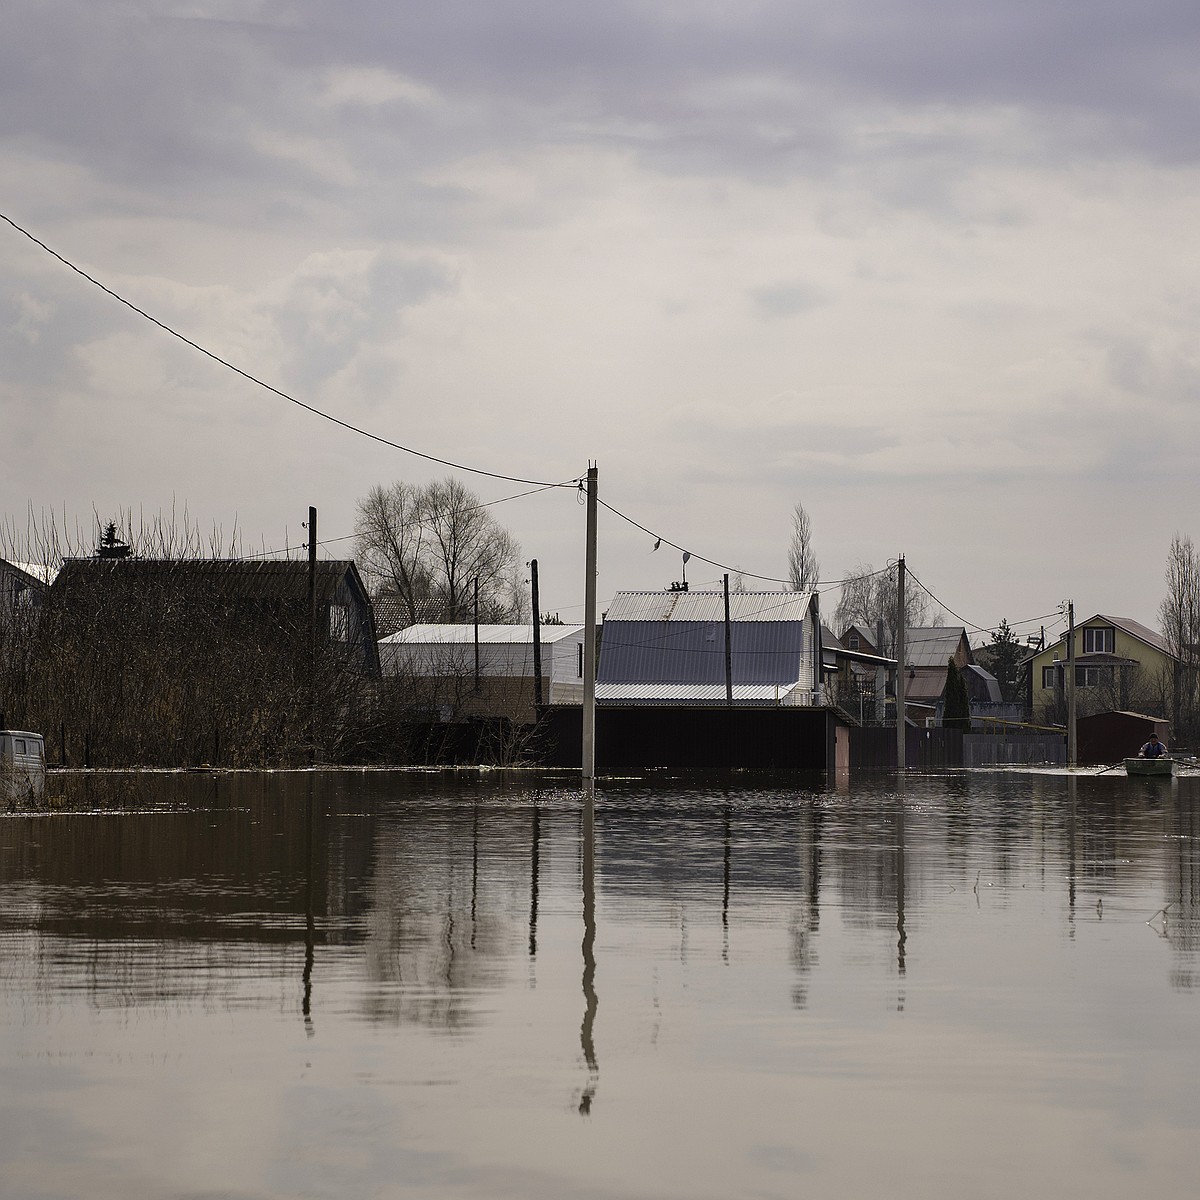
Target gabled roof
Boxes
[840,623,878,651]
[962,663,1003,703]
[1093,613,1171,655]
[52,557,369,604]
[1,559,57,587]
[1023,614,1173,663]
[599,589,814,689]
[604,589,814,623]
[903,627,970,669]
[381,623,584,646]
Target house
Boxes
[901,627,973,722]
[1025,615,1173,724]
[50,557,380,676]
[0,558,55,625]
[821,624,896,723]
[596,589,823,706]
[533,589,851,774]
[933,663,1025,727]
[379,623,588,723]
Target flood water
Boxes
[3,767,1200,1199]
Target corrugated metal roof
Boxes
[596,682,805,705]
[604,590,813,623]
[903,627,969,668]
[382,623,584,645]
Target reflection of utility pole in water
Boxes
[722,798,731,965]
[302,773,315,1037]
[529,801,540,960]
[790,798,823,1010]
[895,786,907,1012]
[471,800,479,951]
[1066,774,1077,939]
[579,788,599,1115]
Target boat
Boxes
[1124,756,1174,777]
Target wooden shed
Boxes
[1076,710,1169,766]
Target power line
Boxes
[904,565,1063,640]
[240,480,570,560]
[0,211,579,491]
[597,495,893,590]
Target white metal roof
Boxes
[4,560,58,586]
[603,590,814,623]
[380,623,584,646]
[596,682,805,705]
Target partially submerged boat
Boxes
[1124,755,1173,777]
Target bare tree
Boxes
[787,503,819,592]
[832,562,936,654]
[1160,532,1200,742]
[355,477,526,625]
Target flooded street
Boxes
[2,768,1200,1199]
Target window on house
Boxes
[1042,666,1060,689]
[1083,627,1114,654]
[847,634,860,650]
[1075,665,1111,688]
[329,604,349,641]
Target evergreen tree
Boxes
[986,618,1024,704]
[943,657,971,732]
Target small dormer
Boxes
[1081,624,1115,654]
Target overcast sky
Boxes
[3,0,1198,643]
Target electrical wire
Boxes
[904,565,1063,641]
[0,211,580,490]
[596,495,894,590]
[239,480,572,560]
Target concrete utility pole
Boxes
[1066,601,1077,768]
[582,465,598,783]
[530,559,543,710]
[896,555,906,772]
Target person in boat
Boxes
[1139,733,1168,758]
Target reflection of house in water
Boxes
[1163,796,1200,990]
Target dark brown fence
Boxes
[850,726,963,770]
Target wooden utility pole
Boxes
[307,505,317,766]
[896,555,906,772]
[723,573,734,707]
[531,560,544,710]
[1066,601,1077,768]
[582,465,598,783]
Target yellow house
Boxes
[1026,614,1174,724]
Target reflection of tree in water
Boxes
[360,807,540,1030]
[788,800,822,1010]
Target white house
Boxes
[379,623,588,721]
